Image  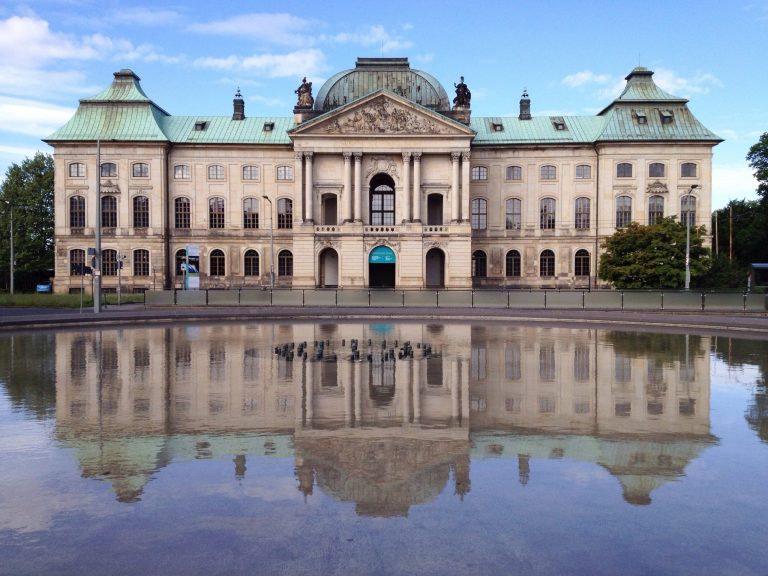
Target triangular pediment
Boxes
[291,91,475,137]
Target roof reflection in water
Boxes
[53,322,716,513]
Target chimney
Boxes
[519,89,531,120]
[232,88,245,120]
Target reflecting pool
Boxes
[1,322,767,575]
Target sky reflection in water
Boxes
[0,322,767,576]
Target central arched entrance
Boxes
[425,248,445,288]
[369,245,396,288]
[319,248,338,287]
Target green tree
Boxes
[598,217,710,289]
[0,152,55,290]
[747,131,768,199]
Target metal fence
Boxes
[144,289,766,312]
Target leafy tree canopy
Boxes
[747,131,768,200]
[598,217,710,289]
[0,152,55,289]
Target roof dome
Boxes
[314,58,450,113]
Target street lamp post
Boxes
[3,201,12,295]
[262,195,275,288]
[93,139,102,313]
[684,184,700,291]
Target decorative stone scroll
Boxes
[646,180,669,194]
[365,156,399,182]
[323,96,452,135]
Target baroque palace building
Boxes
[45,58,721,293]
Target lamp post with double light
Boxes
[262,195,275,288]
[684,184,700,291]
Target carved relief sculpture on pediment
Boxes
[647,180,669,194]
[323,96,452,135]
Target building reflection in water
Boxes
[52,323,715,512]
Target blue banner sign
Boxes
[369,245,396,264]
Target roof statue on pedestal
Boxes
[453,76,471,108]
[295,77,314,108]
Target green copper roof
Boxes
[597,105,722,142]
[45,103,170,141]
[161,116,292,144]
[472,116,607,145]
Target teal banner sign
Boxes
[369,245,396,264]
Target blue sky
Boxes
[0,0,765,208]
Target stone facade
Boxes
[45,59,721,294]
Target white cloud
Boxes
[194,49,328,78]
[112,7,183,26]
[712,162,759,208]
[322,25,413,53]
[189,13,318,46]
[0,15,100,67]
[562,71,612,88]
[652,68,722,97]
[0,97,75,137]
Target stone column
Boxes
[343,152,352,223]
[412,152,422,223]
[294,152,304,224]
[402,152,411,222]
[451,152,461,222]
[462,151,471,222]
[304,152,314,223]
[354,152,363,222]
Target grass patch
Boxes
[0,293,144,308]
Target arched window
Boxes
[615,196,632,228]
[506,165,522,181]
[133,195,149,228]
[69,195,85,227]
[471,198,487,230]
[506,250,521,277]
[242,165,260,180]
[472,250,487,277]
[133,249,150,276]
[102,249,118,276]
[540,198,556,229]
[617,163,633,178]
[540,165,556,180]
[132,162,149,178]
[471,166,488,181]
[575,164,592,179]
[100,162,117,177]
[175,197,190,228]
[681,162,697,178]
[506,198,521,230]
[209,197,225,228]
[649,162,665,178]
[277,198,293,229]
[575,197,591,230]
[648,195,664,225]
[101,196,117,228]
[70,249,85,275]
[207,164,224,180]
[278,250,293,276]
[68,162,85,178]
[276,165,293,180]
[244,250,260,276]
[174,164,190,179]
[681,195,697,227]
[243,198,259,229]
[210,249,225,276]
[370,175,395,225]
[540,250,555,277]
[575,249,590,277]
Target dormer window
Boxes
[635,110,647,125]
[659,110,673,125]
[552,117,567,131]
[194,121,208,131]
[492,122,503,132]
[263,122,274,132]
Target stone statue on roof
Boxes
[295,77,314,108]
[453,76,471,108]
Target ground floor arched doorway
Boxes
[368,245,396,288]
[425,248,445,288]
[319,248,339,287]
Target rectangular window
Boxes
[506,165,522,181]
[133,250,150,276]
[276,166,293,181]
[132,163,149,178]
[471,166,488,181]
[277,198,293,229]
[540,165,557,180]
[174,165,190,179]
[471,199,487,230]
[242,165,260,180]
[575,165,592,179]
[681,162,698,178]
[243,198,259,229]
[506,198,521,230]
[208,165,224,180]
[575,197,591,230]
[69,163,85,178]
[175,198,190,229]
